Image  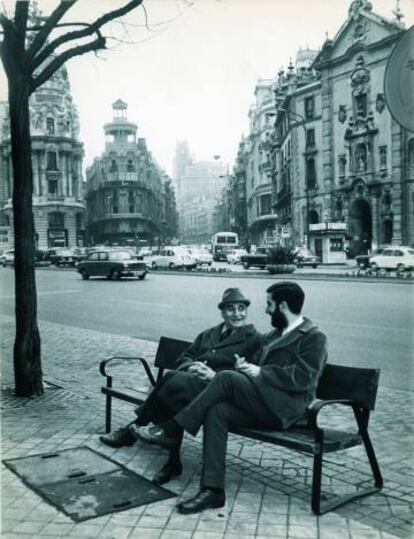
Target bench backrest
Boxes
[154,336,192,369]
[316,364,380,410]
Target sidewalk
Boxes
[1,313,413,539]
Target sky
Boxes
[1,0,413,177]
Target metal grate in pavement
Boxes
[1,381,89,409]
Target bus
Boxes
[211,231,239,261]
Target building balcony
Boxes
[253,182,272,197]
[248,212,279,230]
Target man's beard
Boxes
[271,309,288,331]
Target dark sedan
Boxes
[294,251,321,268]
[77,249,147,280]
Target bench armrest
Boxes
[99,356,156,387]
[307,398,356,430]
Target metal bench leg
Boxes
[105,377,113,433]
[356,409,383,489]
[311,447,323,515]
[312,410,383,515]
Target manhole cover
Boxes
[3,446,176,522]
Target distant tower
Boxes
[173,140,193,205]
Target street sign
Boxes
[384,25,414,133]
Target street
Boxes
[0,267,412,391]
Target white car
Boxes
[146,247,197,270]
[370,246,414,272]
[0,249,14,267]
[138,247,152,257]
[189,248,213,266]
[227,249,248,264]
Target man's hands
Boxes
[234,354,261,377]
[187,362,215,382]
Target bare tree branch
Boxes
[14,0,29,37]
[30,32,105,93]
[27,0,78,62]
[30,0,143,72]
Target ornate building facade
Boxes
[85,100,177,247]
[0,66,85,250]
[223,0,413,260]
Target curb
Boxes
[32,264,414,284]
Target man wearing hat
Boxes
[132,281,327,514]
[100,287,260,486]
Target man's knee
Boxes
[213,370,244,388]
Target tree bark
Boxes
[8,73,43,397]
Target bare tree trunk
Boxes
[9,75,43,397]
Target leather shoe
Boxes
[129,424,180,449]
[100,427,136,448]
[153,461,183,485]
[176,489,225,514]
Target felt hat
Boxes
[218,288,250,310]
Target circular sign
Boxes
[384,25,414,132]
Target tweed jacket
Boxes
[249,318,327,429]
[176,323,261,372]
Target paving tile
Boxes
[38,522,76,535]
[160,531,193,539]
[9,520,46,534]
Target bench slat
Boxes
[232,426,361,454]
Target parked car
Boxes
[77,249,147,280]
[227,248,248,264]
[240,247,269,269]
[355,248,386,270]
[189,247,213,266]
[370,246,414,272]
[294,249,321,269]
[146,247,197,270]
[44,247,82,267]
[0,249,14,267]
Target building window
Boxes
[260,194,272,216]
[109,160,117,172]
[76,213,83,229]
[379,146,387,168]
[304,97,315,120]
[129,205,135,213]
[408,138,414,166]
[127,159,135,172]
[46,151,58,170]
[306,157,317,189]
[112,191,118,214]
[48,179,57,194]
[48,212,64,229]
[47,118,55,135]
[306,128,315,148]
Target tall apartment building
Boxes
[177,159,227,243]
[0,65,85,250]
[85,100,177,247]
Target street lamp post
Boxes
[277,108,310,248]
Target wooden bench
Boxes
[100,336,383,515]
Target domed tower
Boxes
[85,101,171,247]
[0,63,85,250]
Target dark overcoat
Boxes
[250,318,327,429]
[176,322,261,371]
[137,323,261,425]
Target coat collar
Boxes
[211,323,256,348]
[263,318,317,351]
